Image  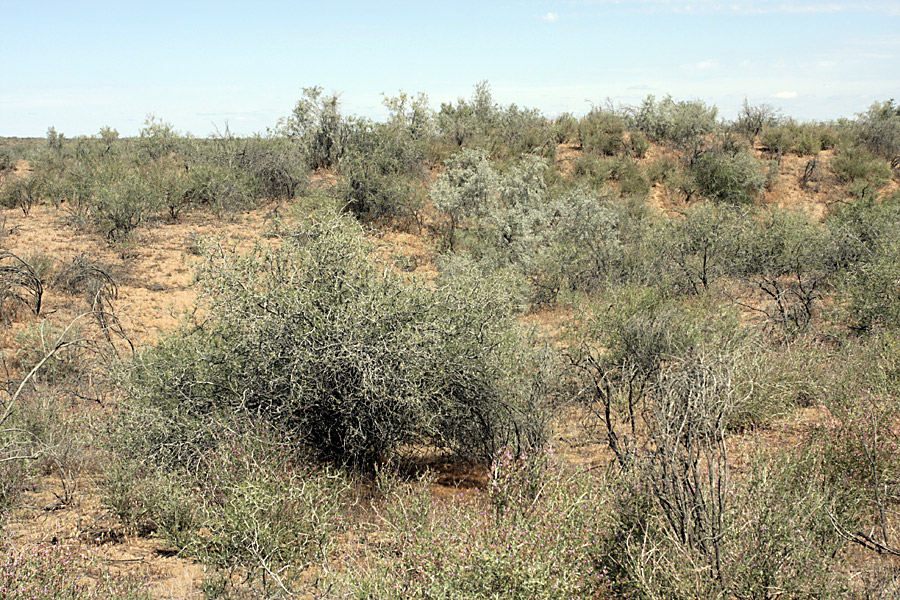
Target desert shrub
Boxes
[0,251,43,321]
[592,351,736,595]
[588,355,846,599]
[0,149,14,172]
[10,387,97,505]
[855,99,900,160]
[689,149,768,204]
[97,125,119,153]
[796,123,828,155]
[120,210,548,471]
[52,162,100,222]
[552,112,579,143]
[568,289,750,439]
[351,451,613,600]
[190,432,348,580]
[653,202,740,294]
[340,154,420,226]
[578,109,626,156]
[723,208,832,332]
[433,153,555,284]
[486,154,552,266]
[0,173,42,216]
[570,153,614,184]
[609,157,650,198]
[14,322,85,386]
[106,421,348,597]
[812,335,900,561]
[569,285,812,430]
[93,172,156,242]
[0,457,27,515]
[239,136,308,200]
[137,115,181,161]
[54,254,121,334]
[733,99,781,139]
[631,94,719,149]
[141,156,191,220]
[182,162,254,214]
[836,240,900,332]
[282,86,348,170]
[491,104,555,159]
[0,540,150,600]
[830,145,892,195]
[629,130,650,158]
[435,154,556,297]
[382,91,435,146]
[431,148,500,250]
[799,155,824,190]
[720,449,846,599]
[645,154,680,184]
[760,122,798,159]
[436,82,554,159]
[536,190,651,296]
[825,191,900,270]
[339,122,425,227]
[437,80,495,148]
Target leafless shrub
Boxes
[1,310,132,506]
[801,156,822,190]
[55,255,130,350]
[0,251,43,321]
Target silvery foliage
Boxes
[631,94,719,149]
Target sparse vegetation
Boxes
[2,89,900,598]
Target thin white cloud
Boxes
[569,0,900,15]
[696,59,719,69]
[773,91,799,99]
[541,12,560,22]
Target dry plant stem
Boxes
[0,311,128,429]
[0,250,43,316]
[827,406,900,557]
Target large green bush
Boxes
[830,145,892,195]
[578,108,626,156]
[431,148,501,250]
[855,99,900,159]
[631,94,719,149]
[120,210,548,471]
[282,86,348,170]
[689,149,769,204]
[338,120,425,226]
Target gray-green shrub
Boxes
[631,94,719,149]
[282,86,348,170]
[855,99,900,160]
[120,210,548,471]
[689,149,768,204]
[830,145,892,195]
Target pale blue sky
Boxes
[2,0,898,137]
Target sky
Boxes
[2,0,899,137]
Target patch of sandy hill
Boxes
[757,150,838,220]
[556,141,899,220]
[373,228,439,279]
[1,203,282,346]
[554,143,582,177]
[758,149,899,219]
